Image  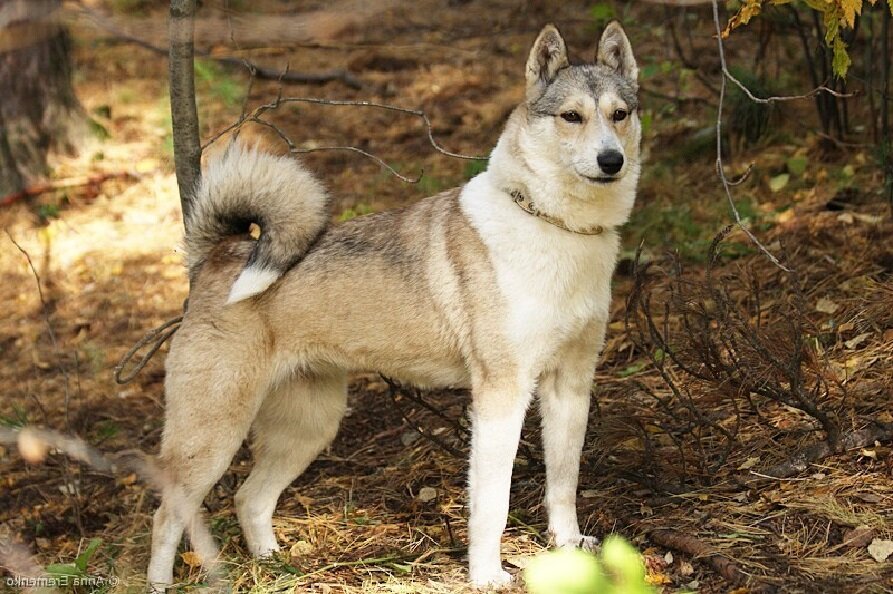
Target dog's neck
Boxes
[485,107,637,232]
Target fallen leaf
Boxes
[289,540,313,558]
[837,212,855,224]
[737,456,761,470]
[180,551,202,568]
[860,448,877,459]
[842,526,874,549]
[776,208,795,224]
[845,332,871,350]
[786,155,808,176]
[505,554,531,569]
[867,538,893,563]
[769,173,790,192]
[853,212,883,224]
[679,561,694,576]
[418,487,437,503]
[644,572,672,585]
[816,297,839,314]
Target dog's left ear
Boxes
[596,21,637,81]
[526,24,569,99]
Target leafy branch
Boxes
[725,0,893,77]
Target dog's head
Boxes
[519,22,640,211]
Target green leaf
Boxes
[619,361,647,378]
[46,562,84,578]
[823,6,840,44]
[769,173,790,192]
[76,538,102,572]
[786,155,808,176]
[832,36,851,78]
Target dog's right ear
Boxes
[526,24,568,100]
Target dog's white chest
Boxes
[460,177,618,372]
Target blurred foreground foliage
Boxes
[524,537,658,594]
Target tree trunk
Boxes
[0,0,85,196]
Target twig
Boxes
[113,316,183,384]
[383,377,466,459]
[204,96,485,160]
[710,0,790,273]
[204,95,484,185]
[73,2,362,90]
[250,115,423,183]
[6,230,86,536]
[0,172,135,207]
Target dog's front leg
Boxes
[467,385,532,587]
[538,331,604,550]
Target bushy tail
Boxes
[184,143,329,304]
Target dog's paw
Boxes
[248,541,280,558]
[470,568,513,589]
[554,533,600,551]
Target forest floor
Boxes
[1,1,892,593]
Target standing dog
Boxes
[147,22,640,589]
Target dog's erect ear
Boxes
[526,24,568,99]
[596,21,637,81]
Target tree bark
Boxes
[169,0,201,223]
[0,0,85,196]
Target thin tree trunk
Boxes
[169,0,201,224]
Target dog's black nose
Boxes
[597,150,624,175]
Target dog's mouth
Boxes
[581,174,620,184]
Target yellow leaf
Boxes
[645,572,673,585]
[724,0,765,36]
[180,551,202,568]
[840,0,863,27]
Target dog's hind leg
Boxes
[235,372,347,557]
[147,337,268,590]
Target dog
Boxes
[147,21,640,589]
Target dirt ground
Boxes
[1,1,892,593]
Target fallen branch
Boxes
[0,172,134,207]
[649,529,776,592]
[755,423,893,480]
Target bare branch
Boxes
[710,0,790,272]
[205,96,485,160]
[73,2,362,89]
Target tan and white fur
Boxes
[147,22,640,590]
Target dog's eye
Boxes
[612,108,628,122]
[560,111,583,124]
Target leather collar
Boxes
[507,189,605,235]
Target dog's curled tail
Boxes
[185,143,329,304]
